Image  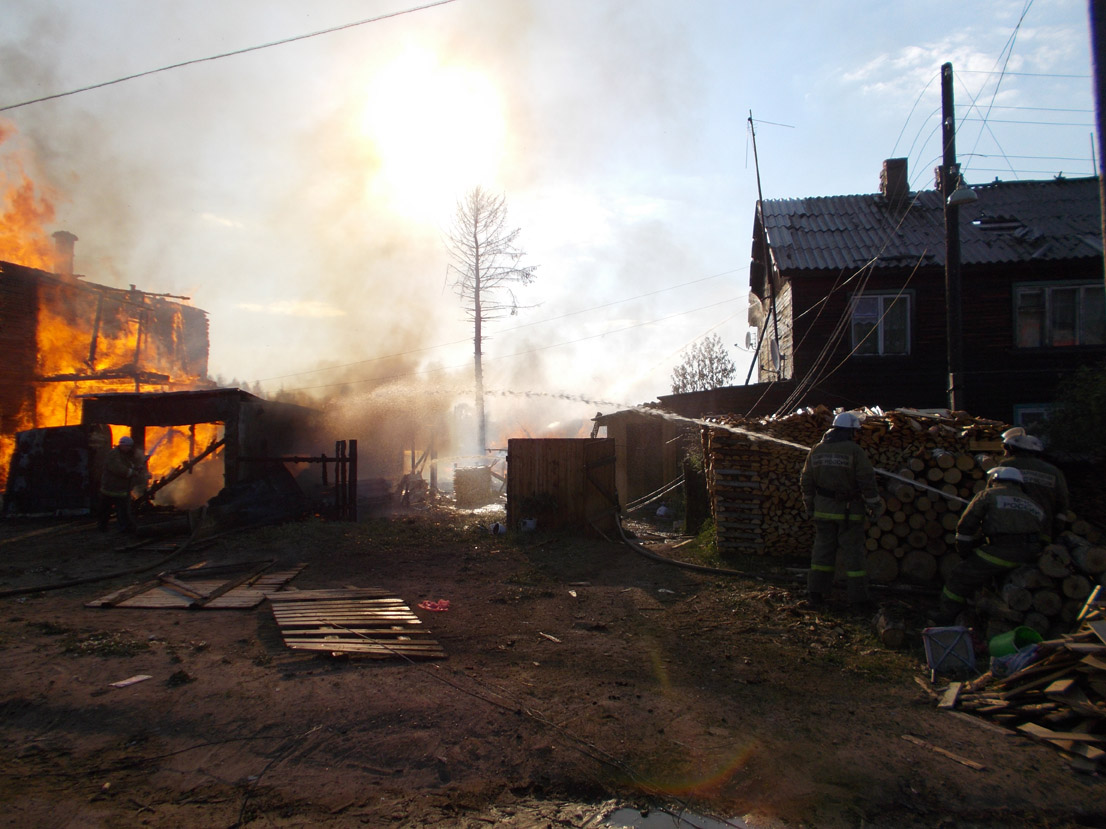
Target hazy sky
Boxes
[0,0,1096,427]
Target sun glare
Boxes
[359,48,506,220]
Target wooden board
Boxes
[1090,620,1106,647]
[88,561,306,609]
[269,588,446,659]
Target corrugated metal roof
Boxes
[760,176,1102,273]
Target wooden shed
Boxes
[505,438,618,533]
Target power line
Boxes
[971,167,1094,175]
[968,105,1094,113]
[0,0,459,112]
[962,0,1032,179]
[962,153,1094,161]
[960,118,1095,127]
[957,70,1091,78]
[255,266,745,382]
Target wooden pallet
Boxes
[87,561,307,609]
[268,588,446,659]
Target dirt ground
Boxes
[0,505,1102,829]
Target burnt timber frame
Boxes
[239,439,358,521]
[80,388,320,492]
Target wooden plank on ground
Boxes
[1017,722,1105,744]
[269,588,445,659]
[938,682,963,710]
[944,710,1014,737]
[268,588,395,601]
[997,667,1079,699]
[88,561,304,610]
[901,735,986,771]
[85,578,162,608]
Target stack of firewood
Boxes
[979,529,1106,639]
[701,406,1008,561]
[701,407,1106,635]
[930,590,1106,772]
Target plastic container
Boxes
[988,625,1043,657]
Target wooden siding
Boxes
[780,259,1106,422]
[756,280,795,382]
[506,438,617,533]
[598,411,686,505]
[0,264,38,438]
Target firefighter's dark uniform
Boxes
[996,454,1070,541]
[934,479,1045,622]
[800,429,882,604]
[98,446,145,532]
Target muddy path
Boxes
[0,511,1101,827]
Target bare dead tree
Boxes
[670,333,737,394]
[445,187,536,455]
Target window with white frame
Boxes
[1013,404,1051,432]
[850,292,911,356]
[1015,282,1105,348]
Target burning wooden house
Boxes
[0,234,210,507]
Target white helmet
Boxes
[833,411,861,429]
[988,466,1024,484]
[1003,432,1036,451]
[1001,427,1026,442]
[1023,436,1045,453]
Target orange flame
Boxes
[0,121,58,271]
[1,122,216,497]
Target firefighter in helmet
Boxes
[800,411,885,610]
[931,465,1045,624]
[98,435,146,533]
[996,431,1070,542]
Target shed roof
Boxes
[80,387,318,427]
[758,176,1103,275]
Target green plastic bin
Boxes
[988,625,1042,657]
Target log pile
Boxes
[980,530,1106,639]
[701,407,1105,634]
[701,406,1009,561]
[932,590,1106,772]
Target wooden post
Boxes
[941,62,965,412]
[223,408,240,486]
[336,440,347,520]
[429,432,438,494]
[1090,0,1106,272]
[348,439,358,522]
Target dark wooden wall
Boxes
[506,438,617,533]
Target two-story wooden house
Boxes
[658,160,1105,425]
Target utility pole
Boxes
[1091,1,1106,283]
[940,62,965,412]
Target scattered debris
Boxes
[417,599,451,612]
[110,674,152,688]
[927,591,1106,772]
[166,670,194,687]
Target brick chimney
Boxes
[880,158,909,205]
[51,230,78,276]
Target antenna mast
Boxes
[748,112,782,380]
